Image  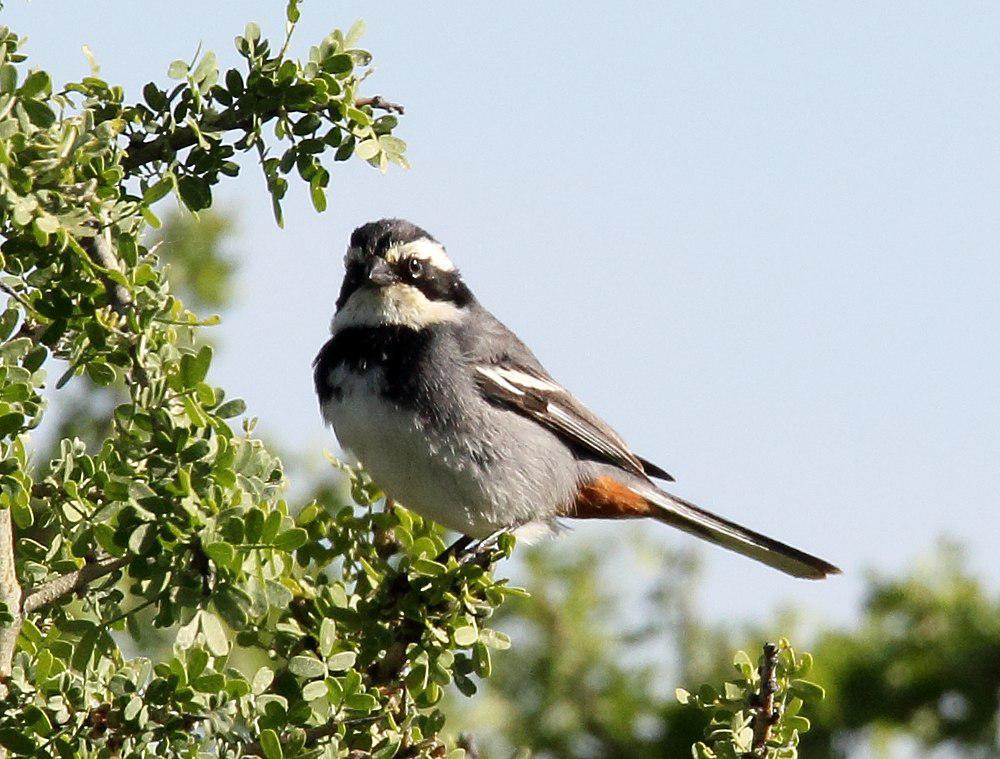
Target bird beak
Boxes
[367,258,396,287]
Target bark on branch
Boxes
[120,95,404,173]
[87,234,132,314]
[750,642,779,754]
[0,510,23,683]
[22,555,131,615]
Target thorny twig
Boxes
[750,642,780,755]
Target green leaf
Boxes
[143,178,173,205]
[327,651,357,672]
[123,696,143,722]
[11,497,33,530]
[201,611,230,656]
[180,345,213,387]
[355,139,380,160]
[319,618,337,657]
[178,176,213,211]
[0,728,35,754]
[24,704,53,735]
[789,679,826,703]
[302,680,328,701]
[20,70,52,98]
[310,182,327,212]
[187,648,209,679]
[453,626,478,646]
[167,60,189,79]
[274,527,307,552]
[0,412,24,437]
[252,666,274,694]
[85,361,116,387]
[345,692,378,712]
[325,54,354,74]
[191,51,218,84]
[0,64,17,94]
[214,586,250,629]
[128,523,155,554]
[204,541,235,568]
[345,19,366,48]
[261,510,282,544]
[784,714,811,732]
[22,98,55,128]
[289,655,326,679]
[72,626,99,671]
[143,81,168,110]
[216,399,246,418]
[259,728,283,759]
[193,672,226,693]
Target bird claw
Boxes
[436,530,507,566]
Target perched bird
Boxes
[314,219,840,579]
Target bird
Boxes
[314,218,840,579]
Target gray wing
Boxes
[456,305,674,481]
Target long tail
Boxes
[632,484,841,580]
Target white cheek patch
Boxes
[332,283,462,332]
[384,239,455,272]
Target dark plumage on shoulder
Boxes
[350,218,437,256]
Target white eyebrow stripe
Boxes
[384,238,455,272]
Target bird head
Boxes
[332,218,474,332]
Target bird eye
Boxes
[407,258,424,278]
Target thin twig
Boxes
[0,281,35,314]
[120,96,404,173]
[750,642,779,755]
[22,555,130,615]
[353,95,405,114]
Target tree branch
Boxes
[87,234,132,314]
[751,642,779,754]
[120,109,246,173]
[242,545,501,756]
[22,555,130,615]
[353,95,405,114]
[120,95,403,174]
[0,510,23,683]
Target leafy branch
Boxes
[677,640,825,758]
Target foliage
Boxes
[447,538,824,758]
[447,537,1000,758]
[803,543,1000,756]
[0,5,519,756]
[677,640,823,759]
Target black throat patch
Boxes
[313,325,434,406]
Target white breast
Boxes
[321,365,503,537]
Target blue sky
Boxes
[6,2,1000,627]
